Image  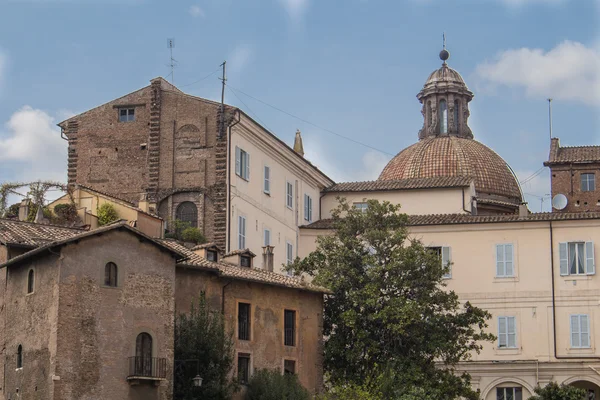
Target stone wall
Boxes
[550,163,600,212]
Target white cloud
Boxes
[228,44,254,81]
[189,5,204,17]
[516,169,551,212]
[0,106,67,183]
[278,0,309,22]
[475,40,600,106]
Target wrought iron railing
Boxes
[284,328,295,346]
[127,356,167,379]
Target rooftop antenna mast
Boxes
[167,38,177,84]
[547,98,553,140]
[219,61,227,138]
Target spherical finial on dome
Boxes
[439,49,450,62]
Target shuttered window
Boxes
[286,181,293,209]
[263,166,270,194]
[238,216,246,250]
[570,314,590,348]
[559,242,595,276]
[235,146,250,180]
[498,316,517,348]
[496,244,514,277]
[427,246,452,279]
[304,194,312,222]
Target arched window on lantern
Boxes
[439,99,448,134]
[454,100,460,133]
[176,202,198,228]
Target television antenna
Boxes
[167,38,177,83]
[551,193,568,211]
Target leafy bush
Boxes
[245,369,310,400]
[318,383,382,400]
[166,219,207,244]
[5,203,20,218]
[27,204,53,222]
[97,203,119,226]
[529,382,586,400]
[181,227,207,244]
[54,203,79,224]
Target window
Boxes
[104,262,118,287]
[284,310,296,346]
[286,181,293,209]
[284,359,296,375]
[304,194,312,222]
[496,244,514,277]
[581,173,596,192]
[498,316,517,348]
[454,100,460,132]
[238,216,246,250]
[496,387,522,400]
[238,303,251,341]
[240,255,251,268]
[353,202,368,213]
[439,99,448,134]
[238,353,251,384]
[428,246,451,279]
[134,332,153,376]
[119,108,135,122]
[286,242,294,277]
[235,146,250,180]
[264,166,270,194]
[570,314,590,348]
[559,242,595,276]
[176,202,198,228]
[264,229,271,246]
[27,269,34,294]
[206,250,218,262]
[16,345,22,369]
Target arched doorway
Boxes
[135,332,153,376]
[570,380,600,399]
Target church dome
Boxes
[378,136,522,203]
[424,65,467,87]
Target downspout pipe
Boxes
[221,279,233,315]
[225,110,241,253]
[550,221,600,360]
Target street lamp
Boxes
[192,375,203,387]
[175,359,203,388]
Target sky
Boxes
[0,0,598,212]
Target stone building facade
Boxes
[0,220,327,400]
[545,137,600,212]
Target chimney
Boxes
[519,203,529,217]
[262,246,274,272]
[293,129,304,157]
[18,199,30,221]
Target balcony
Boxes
[127,357,167,385]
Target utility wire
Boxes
[227,86,271,132]
[179,67,222,88]
[226,84,395,157]
[519,167,545,185]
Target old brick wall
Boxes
[550,164,600,212]
[3,254,60,400]
[175,268,325,397]
[52,230,177,400]
[61,86,153,204]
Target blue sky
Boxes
[0,0,598,211]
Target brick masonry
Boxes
[549,164,600,212]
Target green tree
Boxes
[97,203,119,226]
[165,219,206,244]
[174,292,237,400]
[289,199,494,400]
[529,382,586,400]
[245,369,311,400]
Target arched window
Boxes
[17,345,22,369]
[135,332,153,376]
[104,262,118,287]
[426,100,432,126]
[454,100,460,132]
[176,202,198,228]
[27,269,34,294]
[439,99,448,134]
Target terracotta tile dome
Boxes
[378,136,523,203]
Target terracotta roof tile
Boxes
[301,212,600,229]
[223,248,256,257]
[160,240,329,294]
[324,176,472,193]
[546,143,600,164]
[0,219,84,248]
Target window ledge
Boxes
[264,191,270,196]
[127,376,165,386]
[562,275,593,281]
[566,347,594,354]
[495,347,521,356]
[26,292,34,296]
[101,285,120,290]
[494,276,519,283]
[15,367,23,372]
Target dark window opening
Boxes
[206,250,218,262]
[238,303,251,341]
[27,269,34,294]
[134,332,153,376]
[238,353,250,384]
[104,262,118,287]
[16,345,22,369]
[119,108,135,122]
[176,202,198,228]
[284,359,296,375]
[240,255,251,268]
[496,387,522,400]
[284,310,296,346]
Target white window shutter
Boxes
[505,244,514,276]
[442,246,451,278]
[496,245,504,276]
[559,242,569,276]
[308,197,312,221]
[581,315,590,348]
[570,315,579,348]
[245,152,250,180]
[498,317,507,347]
[264,166,270,192]
[585,241,595,275]
[507,316,516,348]
[235,147,241,176]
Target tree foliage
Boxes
[174,292,237,400]
[529,382,586,400]
[289,199,494,399]
[166,219,207,245]
[97,203,119,226]
[245,369,311,400]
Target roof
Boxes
[545,138,600,165]
[301,212,600,229]
[324,176,472,193]
[223,248,256,258]
[378,136,522,204]
[190,242,222,252]
[0,219,84,248]
[0,221,186,269]
[160,239,330,294]
[70,184,162,220]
